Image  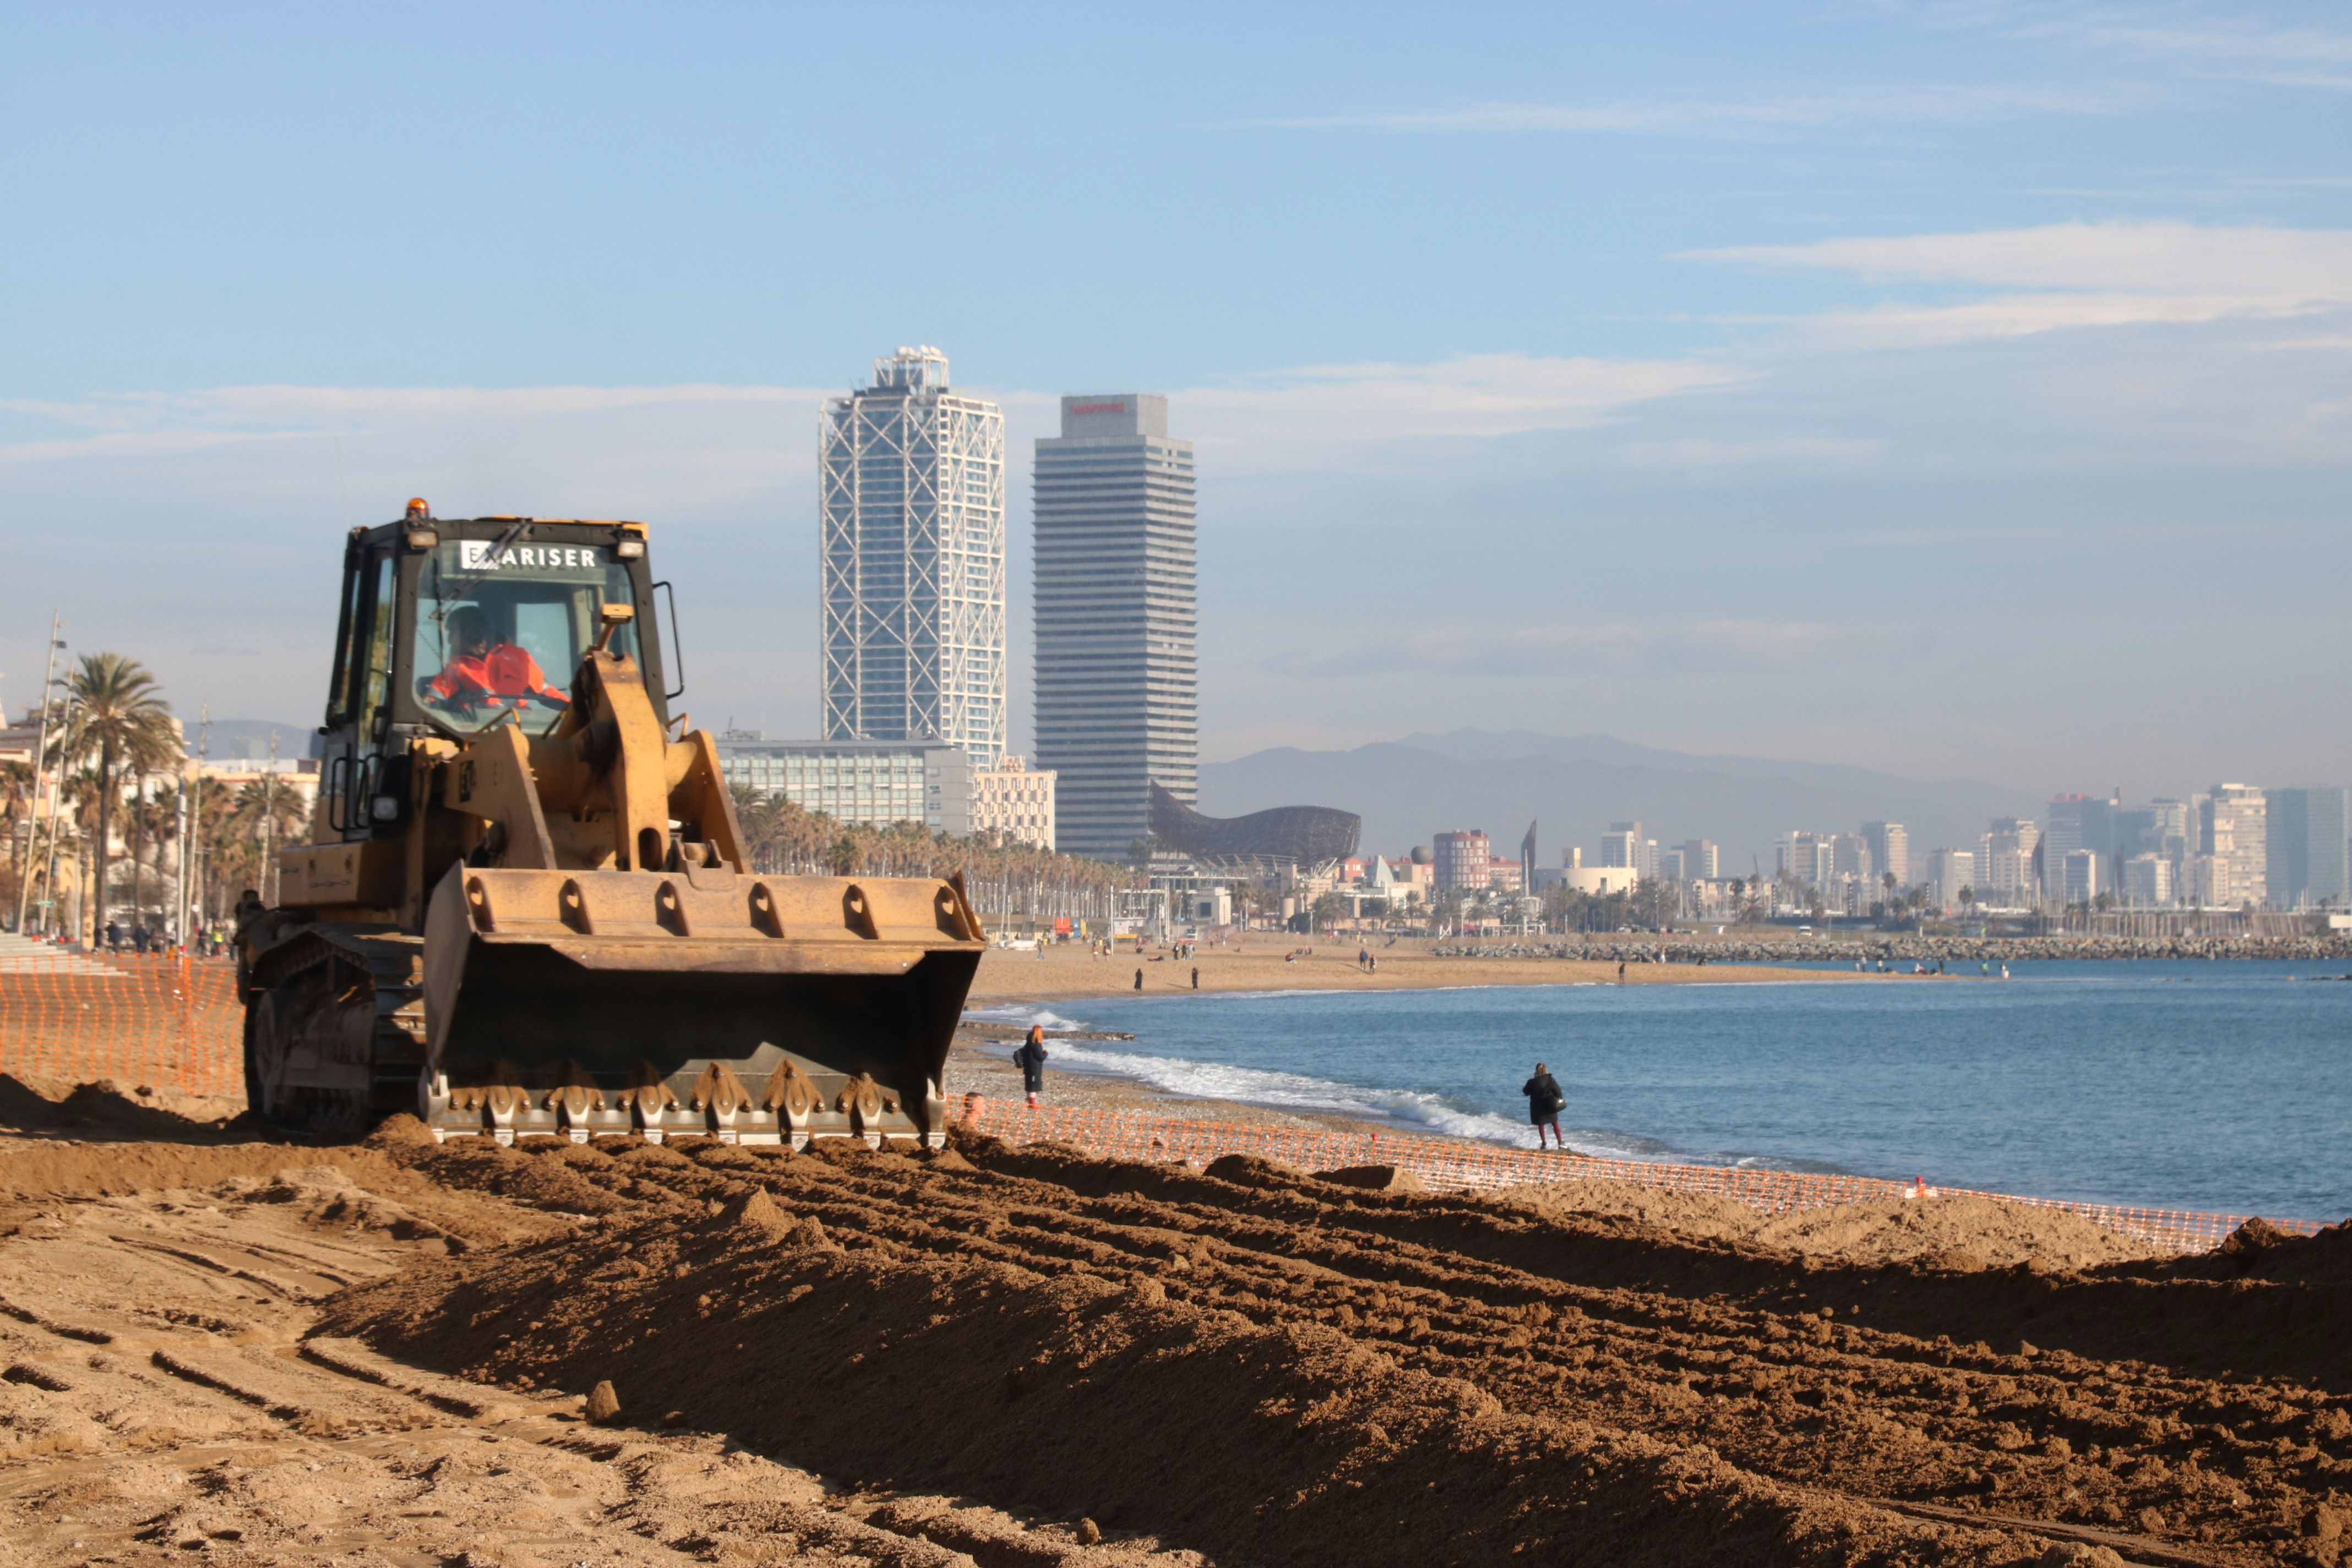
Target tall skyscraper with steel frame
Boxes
[1032,394,1196,862]
[820,347,1006,767]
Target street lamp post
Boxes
[35,695,75,940]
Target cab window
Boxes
[411,534,639,736]
[356,550,398,739]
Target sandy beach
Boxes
[3,1079,2339,1568]
[963,937,1855,1004]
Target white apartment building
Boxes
[715,734,971,836]
[1776,831,1834,888]
[2062,848,2100,905]
[1925,848,1977,913]
[1830,832,1872,885]
[1682,838,1720,880]
[2200,784,2268,907]
[2122,853,2172,907]
[1978,818,2040,906]
[967,754,1057,851]
[2189,852,2231,908]
[1861,821,1909,886]
[1599,822,1645,871]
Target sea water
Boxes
[970,960,2352,1220]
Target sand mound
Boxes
[1498,1177,1766,1238]
[1313,1163,1428,1194]
[301,1130,2352,1567]
[1200,1152,1304,1189]
[324,1174,1960,1566]
[2146,1215,2352,1285]
[1751,1195,2165,1269]
[1496,1179,2166,1268]
[0,1074,243,1138]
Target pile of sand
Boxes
[287,1129,2352,1567]
[0,1074,244,1138]
[321,1144,1973,1568]
[1495,1179,2168,1268]
[1751,1194,2166,1269]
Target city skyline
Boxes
[1390,777,2352,916]
[7,6,2352,792]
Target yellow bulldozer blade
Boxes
[419,863,986,1147]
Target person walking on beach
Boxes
[1134,967,1143,992]
[1191,966,1199,990]
[1014,1025,1049,1107]
[1523,1062,1567,1150]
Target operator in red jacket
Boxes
[427,606,569,712]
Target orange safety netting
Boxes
[0,952,244,1099]
[957,1097,2326,1256]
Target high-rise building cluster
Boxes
[1385,780,2351,926]
[1528,784,2350,918]
[716,349,1199,863]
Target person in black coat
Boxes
[1014,1025,1049,1107]
[1523,1061,1567,1150]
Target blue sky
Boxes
[4,2,2349,796]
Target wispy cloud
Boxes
[1613,435,1885,467]
[1259,84,2128,137]
[0,383,835,526]
[2,358,1743,493]
[1174,353,1744,471]
[2049,12,2352,91]
[1690,221,2352,295]
[1686,220,2352,347]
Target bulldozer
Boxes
[235,503,987,1146]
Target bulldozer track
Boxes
[0,1156,1213,1568]
[243,927,429,1121]
[308,1133,2351,1567]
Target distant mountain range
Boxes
[1199,729,2046,873]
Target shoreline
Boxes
[945,1028,1407,1143]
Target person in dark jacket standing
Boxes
[1134,967,1143,991]
[1522,1062,1567,1150]
[1014,1025,1049,1108]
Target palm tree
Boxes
[131,782,183,924]
[1,759,32,884]
[45,654,178,934]
[232,775,309,905]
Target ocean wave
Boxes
[1041,1039,1691,1158]
[963,1003,1092,1032]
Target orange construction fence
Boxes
[957,1097,2327,1256]
[0,950,244,1099]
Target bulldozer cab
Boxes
[317,515,670,840]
